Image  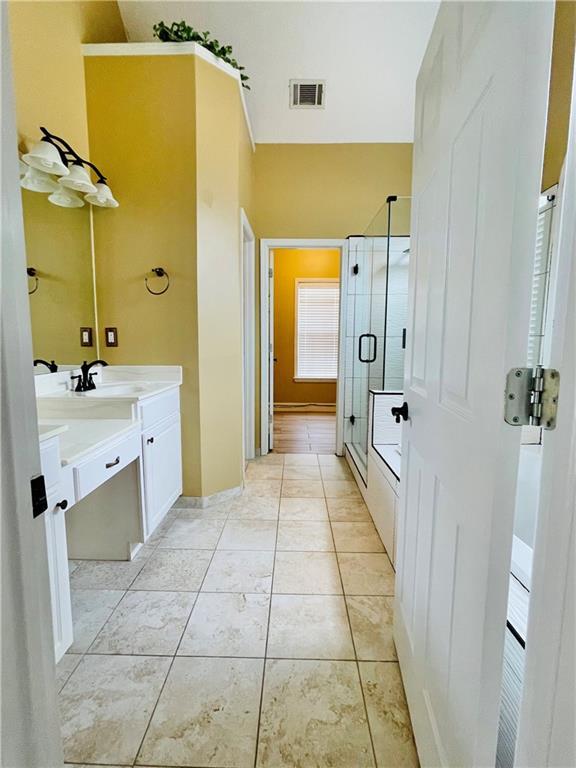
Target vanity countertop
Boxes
[38,418,139,466]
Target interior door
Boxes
[395,3,554,766]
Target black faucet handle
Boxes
[71,375,83,392]
[87,372,98,391]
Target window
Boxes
[295,279,340,380]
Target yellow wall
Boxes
[85,55,202,495]
[542,0,576,191]
[273,249,340,405]
[195,58,245,496]
[9,0,125,365]
[253,143,413,238]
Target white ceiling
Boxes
[118,1,439,144]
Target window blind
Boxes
[295,280,340,379]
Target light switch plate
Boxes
[80,327,93,347]
[105,327,118,347]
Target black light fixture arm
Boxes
[39,126,108,183]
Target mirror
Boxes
[22,188,96,369]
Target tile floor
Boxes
[273,412,336,454]
[59,452,419,768]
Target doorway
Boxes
[259,239,346,455]
[241,210,256,462]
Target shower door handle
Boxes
[358,333,377,363]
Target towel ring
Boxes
[27,267,39,295]
[145,267,170,296]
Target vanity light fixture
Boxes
[20,127,119,209]
[48,187,85,209]
[20,165,59,193]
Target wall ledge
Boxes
[82,42,254,150]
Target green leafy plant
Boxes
[153,20,250,89]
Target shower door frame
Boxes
[259,238,347,455]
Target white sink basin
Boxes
[83,383,150,397]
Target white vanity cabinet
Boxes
[139,389,182,536]
[40,436,73,663]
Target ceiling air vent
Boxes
[290,80,325,109]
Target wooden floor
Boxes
[273,412,336,454]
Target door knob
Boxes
[391,402,409,424]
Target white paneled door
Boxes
[395,3,554,767]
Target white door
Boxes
[395,3,554,766]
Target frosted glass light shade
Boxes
[59,163,97,194]
[22,139,69,176]
[85,182,119,208]
[48,187,85,208]
[21,166,59,193]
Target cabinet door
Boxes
[143,413,182,536]
[44,493,73,662]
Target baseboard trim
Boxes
[174,484,243,509]
[274,402,336,413]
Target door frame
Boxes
[1,5,64,762]
[240,209,256,462]
[259,238,347,455]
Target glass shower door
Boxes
[347,237,374,477]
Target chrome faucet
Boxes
[34,359,58,373]
[71,359,108,392]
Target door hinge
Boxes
[269,267,273,278]
[349,415,356,425]
[504,366,560,430]
[352,264,359,275]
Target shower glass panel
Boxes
[345,197,411,479]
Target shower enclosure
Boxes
[344,196,411,479]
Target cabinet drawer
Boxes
[40,438,61,494]
[138,388,180,429]
[74,431,140,500]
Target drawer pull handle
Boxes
[105,456,121,469]
[56,499,68,510]
[147,437,155,445]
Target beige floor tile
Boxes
[245,463,284,480]
[327,497,372,522]
[332,522,385,553]
[244,477,282,497]
[218,519,277,550]
[323,479,363,499]
[318,454,347,466]
[359,662,419,767]
[225,495,280,520]
[273,551,342,594]
[68,560,81,575]
[283,465,322,480]
[347,596,397,661]
[257,659,374,767]
[69,589,125,653]
[60,654,170,766]
[279,497,328,521]
[56,654,82,692]
[137,657,263,768]
[70,560,145,591]
[158,518,224,549]
[130,549,212,591]
[179,592,269,657]
[283,453,320,466]
[338,553,395,595]
[89,590,196,655]
[320,463,353,480]
[252,453,285,465]
[282,479,325,498]
[267,595,354,659]
[202,550,274,593]
[277,521,334,551]
[176,507,230,520]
